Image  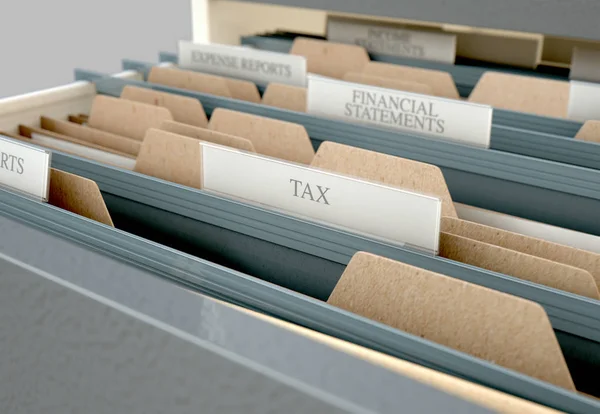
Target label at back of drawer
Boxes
[327,17,457,64]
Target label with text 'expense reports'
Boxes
[307,75,492,148]
[327,17,456,64]
[178,40,307,87]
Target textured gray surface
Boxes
[0,215,492,413]
[0,0,191,98]
[236,0,600,40]
[0,259,356,414]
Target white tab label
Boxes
[307,75,492,148]
[201,143,441,254]
[327,17,457,64]
[0,135,51,201]
[178,40,307,87]
[569,47,600,83]
[567,80,600,122]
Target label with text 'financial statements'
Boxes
[201,143,441,254]
[307,75,492,148]
[178,40,307,87]
[0,135,51,201]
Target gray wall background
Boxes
[0,0,192,98]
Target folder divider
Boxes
[46,146,600,343]
[47,168,114,227]
[1,185,599,414]
[208,108,315,164]
[329,252,576,390]
[289,37,370,79]
[147,65,233,98]
[261,83,307,112]
[14,95,600,301]
[159,120,257,152]
[468,72,570,118]
[134,128,203,189]
[77,68,600,236]
[361,61,460,99]
[148,65,262,103]
[0,134,114,227]
[236,36,567,97]
[87,95,173,140]
[121,85,209,127]
[311,142,600,298]
[6,126,136,170]
[439,232,599,299]
[17,123,135,160]
[39,116,141,156]
[442,216,600,291]
[152,55,600,171]
[111,63,600,195]
[40,136,600,394]
[231,37,584,136]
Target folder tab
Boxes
[48,168,113,227]
[290,37,370,79]
[17,124,136,170]
[159,120,256,153]
[120,85,208,128]
[567,80,600,122]
[178,40,307,87]
[261,83,307,112]
[575,120,600,143]
[0,135,51,201]
[362,62,459,99]
[311,141,457,218]
[343,72,433,95]
[328,252,576,390]
[135,128,202,189]
[327,16,457,64]
[148,66,233,99]
[469,72,569,118]
[208,108,315,164]
[439,232,600,299]
[87,95,173,140]
[200,143,442,254]
[39,116,140,156]
[307,75,492,148]
[442,216,600,292]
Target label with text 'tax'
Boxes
[201,142,441,254]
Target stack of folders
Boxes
[1,34,600,414]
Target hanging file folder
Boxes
[0,186,598,414]
[2,216,503,414]
[4,72,600,409]
[6,84,600,398]
[161,48,600,167]
[225,36,587,137]
[238,33,567,98]
[76,67,600,238]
